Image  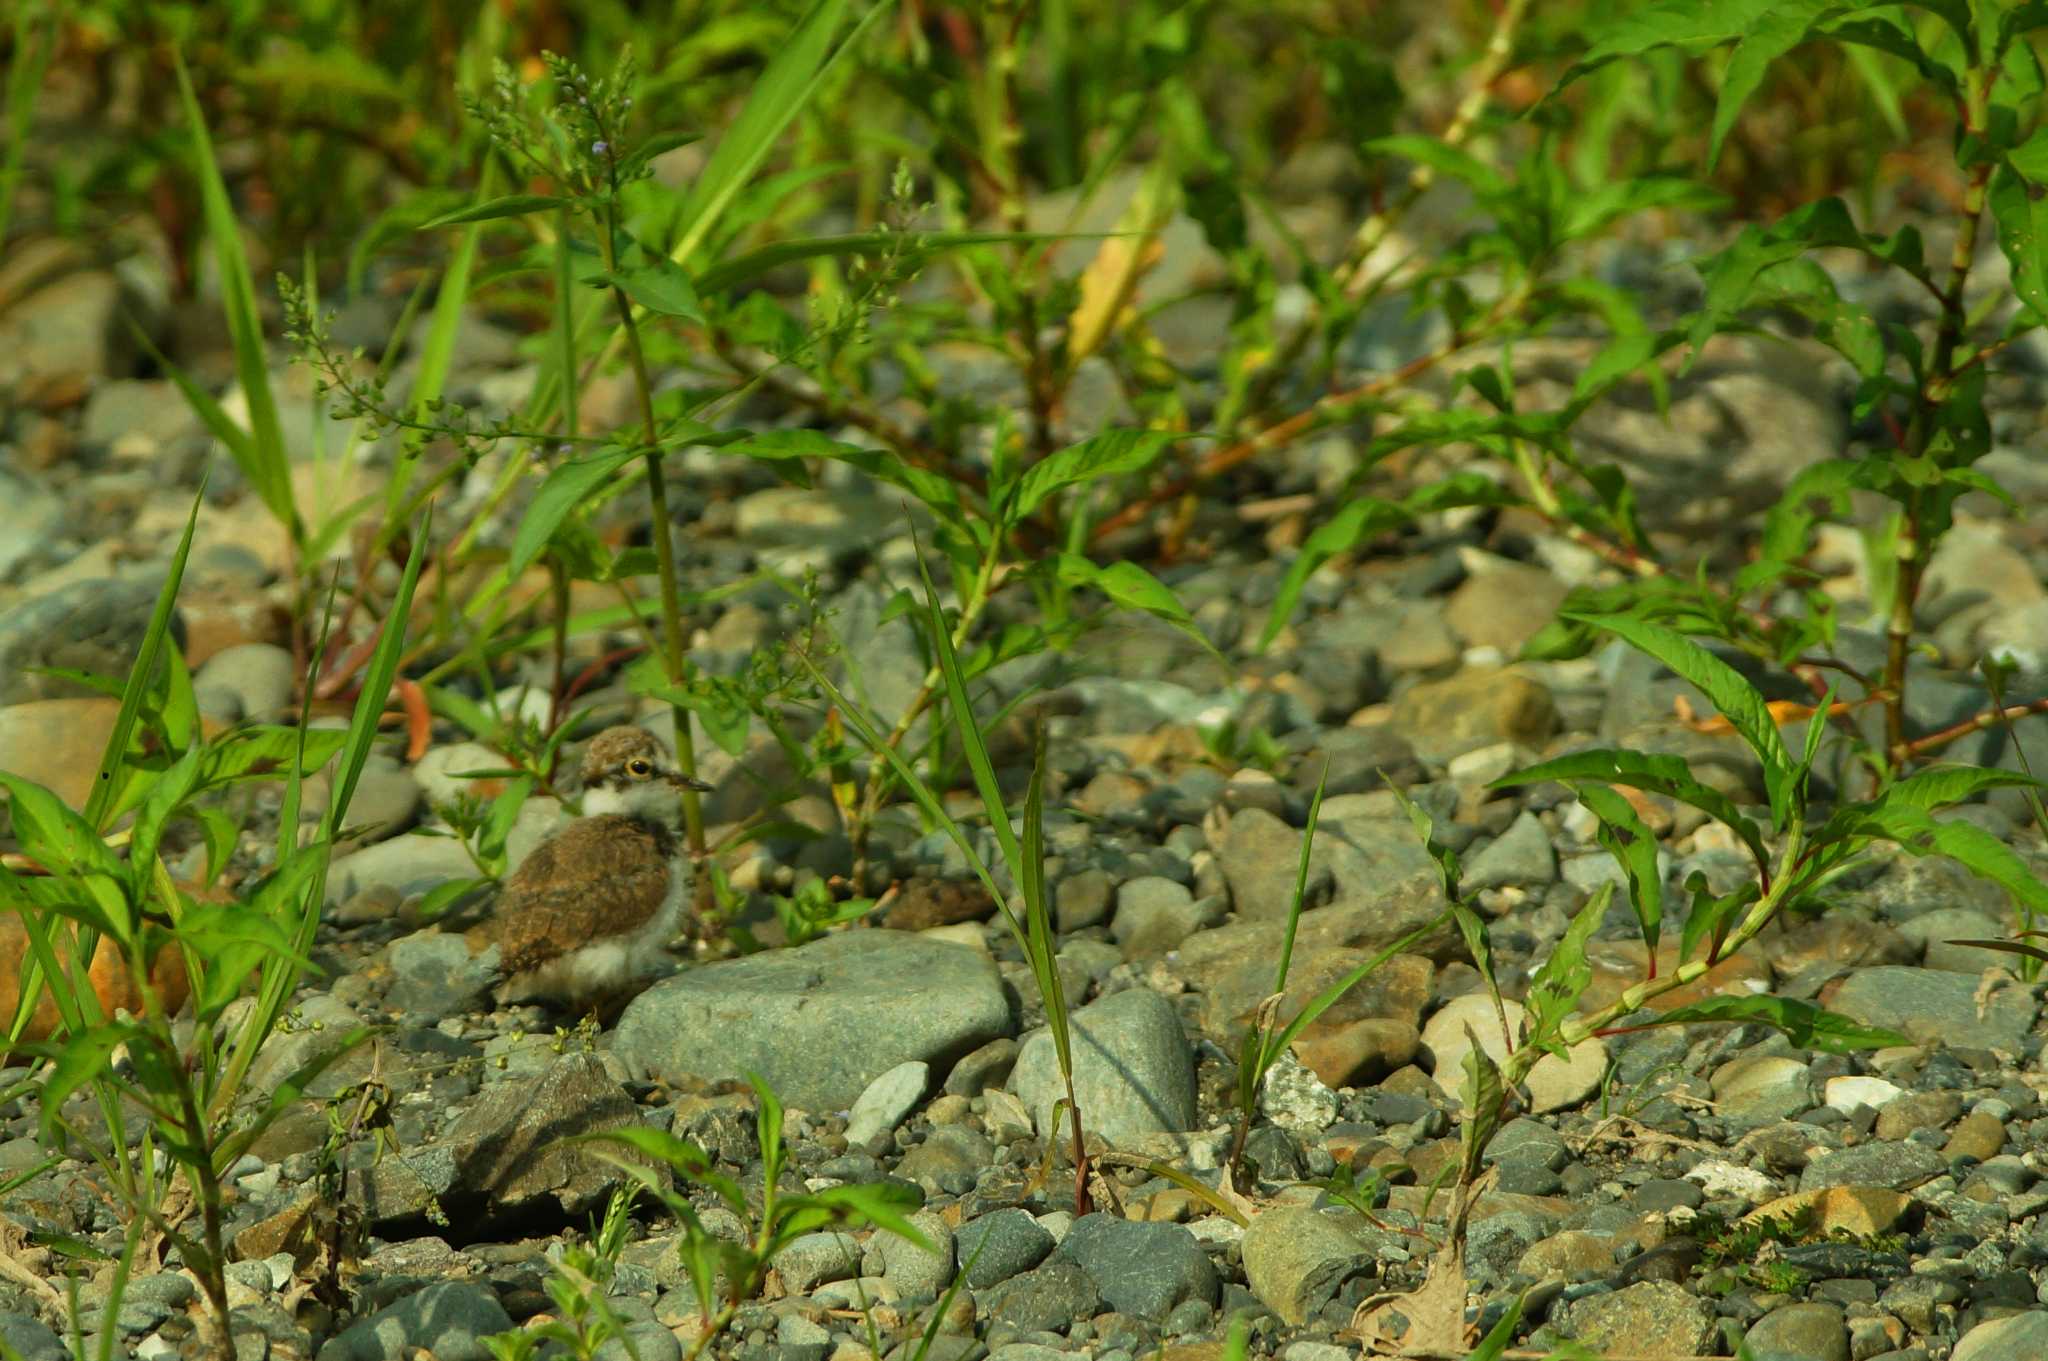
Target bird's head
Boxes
[577,725,710,818]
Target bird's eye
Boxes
[627,758,653,778]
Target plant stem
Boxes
[1885,62,1994,772]
[847,549,1004,875]
[598,204,706,864]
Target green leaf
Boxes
[1567,611,1793,821]
[36,1023,143,1151]
[1364,134,1507,197]
[1843,805,2048,921]
[507,445,642,579]
[1457,1033,1507,1184]
[1051,555,1205,636]
[130,744,203,879]
[1495,748,1768,868]
[1990,163,2048,324]
[1881,766,2042,812]
[617,128,703,182]
[0,774,123,883]
[1525,883,1610,1054]
[1646,995,1907,1053]
[594,257,704,321]
[1709,1,1835,169]
[199,727,349,789]
[1578,785,1664,957]
[1678,871,1759,967]
[419,194,573,228]
[1011,431,1174,521]
[1559,0,1779,88]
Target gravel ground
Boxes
[3,206,2048,1361]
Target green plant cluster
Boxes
[7,1,2048,1358]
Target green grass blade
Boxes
[0,2,55,251]
[209,510,430,1124]
[914,548,1025,878]
[1270,760,1328,996]
[84,487,203,831]
[670,0,879,267]
[172,49,298,550]
[391,161,496,522]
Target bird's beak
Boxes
[666,771,715,792]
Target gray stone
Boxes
[845,1061,930,1147]
[0,1314,65,1361]
[1053,1214,1218,1323]
[382,930,500,1021]
[945,1038,1020,1097]
[879,1211,955,1300]
[0,469,67,584]
[0,577,182,704]
[1549,1280,1716,1358]
[776,1231,862,1295]
[327,835,478,909]
[1056,868,1115,933]
[980,1260,1101,1333]
[957,1209,1057,1288]
[1460,811,1557,891]
[1798,1140,1947,1194]
[351,1054,644,1224]
[1952,1311,2048,1361]
[193,643,296,722]
[1241,1206,1376,1326]
[614,931,1013,1110]
[1111,877,1225,960]
[315,1281,512,1361]
[1012,987,1195,1147]
[1744,1300,1849,1361]
[1827,966,2039,1053]
[898,1124,996,1195]
[776,1314,833,1361]
[1215,806,1451,957]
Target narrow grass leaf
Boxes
[671,0,874,268]
[1271,762,1329,996]
[420,193,572,227]
[85,488,201,831]
[173,49,296,546]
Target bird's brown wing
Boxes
[492,816,676,974]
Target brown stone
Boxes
[1290,1017,1420,1088]
[1576,939,1773,1016]
[0,696,121,810]
[1744,1186,1912,1238]
[1389,666,1558,763]
[878,876,995,931]
[1445,562,1570,655]
[1943,1111,2006,1163]
[1769,914,1916,984]
[0,914,188,1047]
[1176,921,1434,1045]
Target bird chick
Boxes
[490,725,710,1013]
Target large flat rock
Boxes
[612,930,1014,1110]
